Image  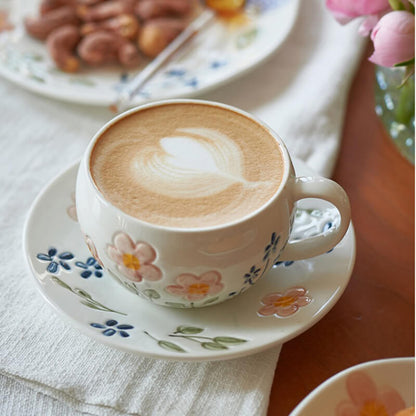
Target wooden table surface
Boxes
[267,45,415,415]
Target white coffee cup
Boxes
[76,99,351,308]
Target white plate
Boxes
[0,0,299,106]
[290,358,415,416]
[23,158,355,361]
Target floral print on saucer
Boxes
[23,158,355,361]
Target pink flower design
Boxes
[258,287,311,317]
[107,232,162,283]
[165,271,224,301]
[67,192,78,222]
[336,371,406,416]
[83,234,103,267]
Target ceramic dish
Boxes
[23,158,355,361]
[290,357,415,416]
[0,0,299,106]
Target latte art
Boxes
[90,102,285,228]
[132,127,271,199]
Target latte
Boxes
[90,102,285,228]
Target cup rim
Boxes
[83,98,292,233]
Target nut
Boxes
[25,6,79,40]
[137,17,186,58]
[135,0,192,21]
[46,24,81,72]
[81,13,139,39]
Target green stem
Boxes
[169,334,213,343]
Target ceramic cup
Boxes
[76,99,351,308]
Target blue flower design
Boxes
[166,68,186,77]
[36,247,74,274]
[210,60,227,69]
[243,265,261,285]
[90,320,134,337]
[246,0,286,12]
[274,260,294,267]
[263,232,280,261]
[185,77,198,88]
[75,257,103,279]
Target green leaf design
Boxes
[143,289,161,299]
[49,275,71,291]
[73,288,93,299]
[213,336,247,346]
[164,302,187,308]
[236,28,258,49]
[80,300,107,311]
[158,341,186,353]
[201,342,228,351]
[202,296,219,305]
[175,326,204,335]
[69,77,96,86]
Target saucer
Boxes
[23,158,355,361]
[290,358,415,416]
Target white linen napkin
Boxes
[0,0,365,414]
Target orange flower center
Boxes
[188,283,210,295]
[273,295,296,308]
[360,401,389,416]
[122,253,141,270]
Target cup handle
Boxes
[278,176,351,261]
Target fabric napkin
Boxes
[0,1,365,415]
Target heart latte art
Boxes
[90,103,284,228]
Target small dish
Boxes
[0,0,300,106]
[290,358,415,416]
[23,158,355,361]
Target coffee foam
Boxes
[90,103,285,228]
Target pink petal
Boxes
[185,292,208,301]
[176,273,198,286]
[369,11,415,67]
[118,264,142,282]
[296,296,312,307]
[199,270,222,286]
[133,242,156,264]
[165,285,187,296]
[346,371,378,407]
[326,0,390,23]
[284,287,306,299]
[276,304,298,317]
[261,292,283,305]
[140,264,162,282]
[114,232,135,253]
[358,15,379,36]
[107,245,123,264]
[258,304,278,316]
[378,387,406,414]
[335,400,360,416]
[207,281,224,295]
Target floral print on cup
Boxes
[336,370,406,416]
[83,234,103,267]
[165,271,224,301]
[258,287,311,317]
[107,232,162,283]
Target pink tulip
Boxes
[325,0,391,24]
[369,11,415,67]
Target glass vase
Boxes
[374,65,415,164]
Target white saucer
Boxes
[23,158,355,361]
[290,358,415,416]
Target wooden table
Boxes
[267,45,415,415]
